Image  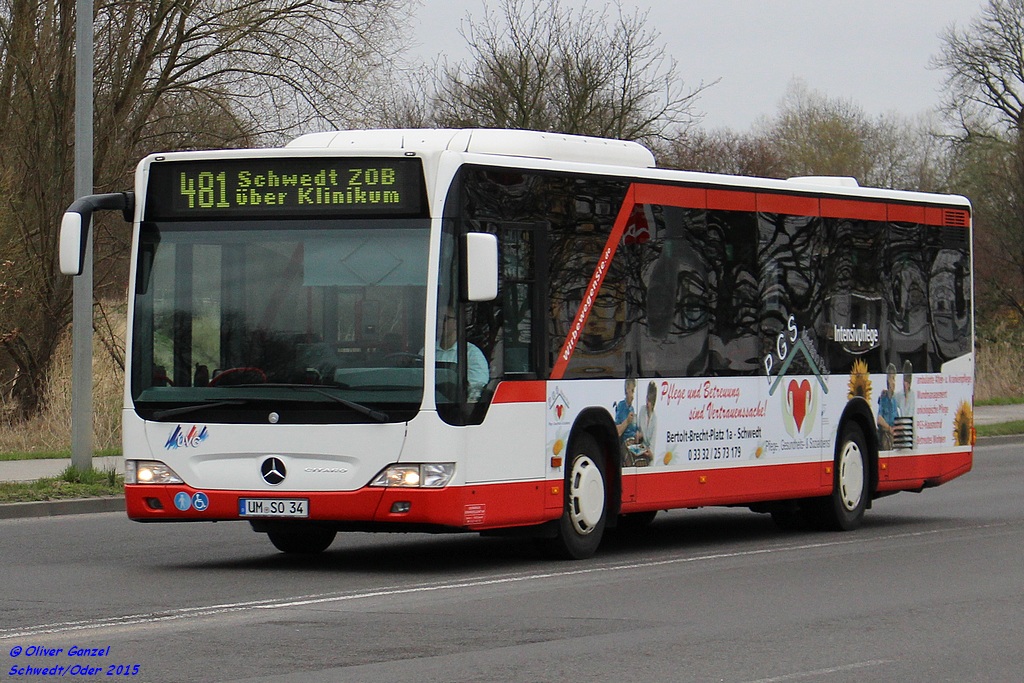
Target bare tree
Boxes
[757,81,942,191]
[934,0,1024,322]
[659,80,946,191]
[657,128,786,178]
[935,0,1024,132]
[0,0,413,417]
[397,0,709,147]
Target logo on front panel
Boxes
[260,457,286,485]
[165,425,208,450]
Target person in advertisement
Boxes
[896,360,915,416]
[877,363,899,450]
[615,378,638,445]
[635,380,659,466]
[894,360,916,448]
[615,378,657,467]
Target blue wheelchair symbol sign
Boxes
[191,492,210,512]
[173,491,192,511]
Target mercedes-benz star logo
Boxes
[260,457,286,485]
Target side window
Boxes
[817,217,884,373]
[435,220,494,425]
[547,179,630,379]
[629,203,759,378]
[637,205,712,377]
[434,228,461,422]
[465,222,545,381]
[927,225,972,364]
[708,210,759,375]
[760,213,824,375]
[886,221,930,372]
[498,224,543,377]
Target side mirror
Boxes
[59,212,85,276]
[57,192,135,276]
[464,232,498,302]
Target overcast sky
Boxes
[407,0,987,131]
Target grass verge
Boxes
[975,396,1024,406]
[0,466,124,503]
[975,420,1024,438]
[0,448,121,462]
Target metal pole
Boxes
[71,0,94,471]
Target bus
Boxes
[59,129,974,559]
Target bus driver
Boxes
[435,307,489,401]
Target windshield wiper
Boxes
[231,384,391,423]
[152,399,249,420]
[308,387,390,423]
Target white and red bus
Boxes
[60,129,974,558]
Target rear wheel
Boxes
[265,525,337,554]
[542,433,608,560]
[814,422,869,531]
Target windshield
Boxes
[131,218,430,423]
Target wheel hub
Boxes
[838,441,865,511]
[569,456,605,535]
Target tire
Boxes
[265,525,337,554]
[815,422,869,531]
[542,433,608,560]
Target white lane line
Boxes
[741,659,892,682]
[0,522,1009,640]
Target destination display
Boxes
[145,157,426,219]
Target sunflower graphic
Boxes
[953,401,973,446]
[847,359,872,402]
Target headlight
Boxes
[369,463,455,488]
[126,460,184,485]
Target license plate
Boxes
[239,498,308,518]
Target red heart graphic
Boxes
[787,379,812,432]
[556,404,564,418]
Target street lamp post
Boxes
[71,0,94,471]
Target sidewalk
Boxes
[0,455,123,483]
[973,403,1024,426]
[0,455,125,520]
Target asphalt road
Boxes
[2,441,1022,683]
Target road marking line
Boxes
[0,522,1009,640]
[741,659,892,682]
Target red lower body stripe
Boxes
[125,481,558,530]
[876,450,973,491]
[126,450,971,528]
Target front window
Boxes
[132,219,430,423]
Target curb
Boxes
[0,496,124,520]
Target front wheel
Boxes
[265,525,337,554]
[542,433,608,560]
